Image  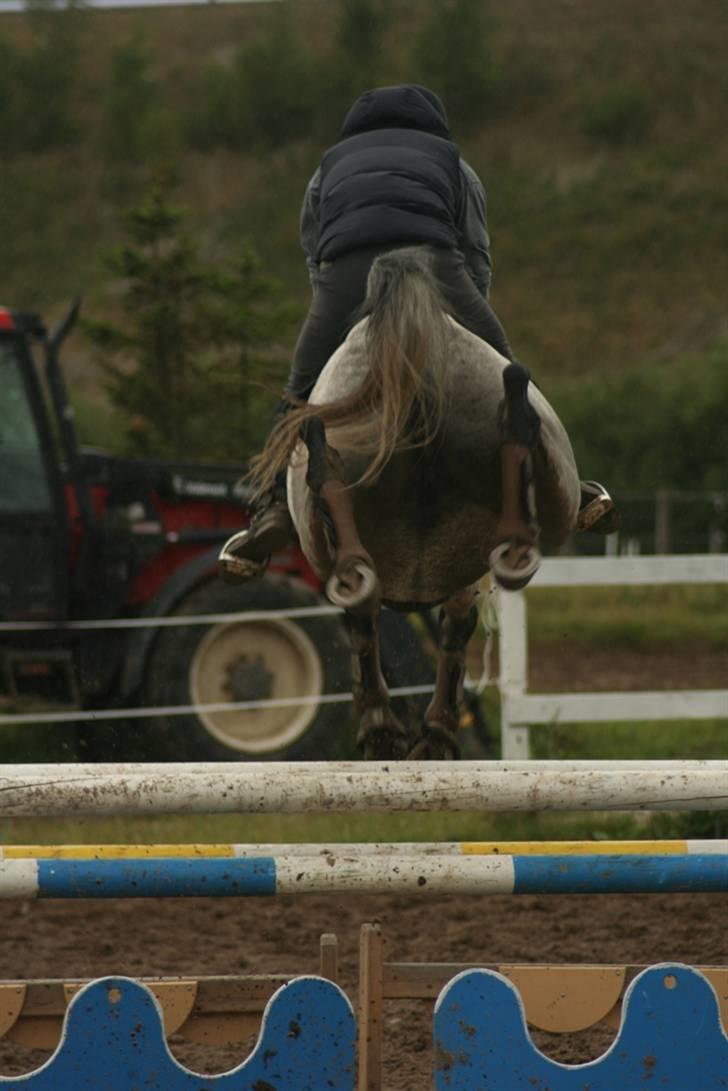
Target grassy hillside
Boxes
[2,0,727,430]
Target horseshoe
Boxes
[489,541,541,591]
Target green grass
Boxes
[0,807,658,848]
[529,719,728,761]
[525,584,728,648]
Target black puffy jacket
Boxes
[315,85,463,262]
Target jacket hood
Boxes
[340,85,451,139]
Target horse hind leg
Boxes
[301,417,379,613]
[300,417,408,761]
[489,361,542,592]
[409,585,479,761]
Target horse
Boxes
[242,247,580,761]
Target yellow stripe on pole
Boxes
[460,841,689,855]
[0,844,237,859]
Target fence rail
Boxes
[498,553,728,759]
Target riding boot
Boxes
[218,470,293,582]
[218,398,296,582]
[577,480,621,534]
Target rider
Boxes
[223,84,616,575]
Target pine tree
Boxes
[84,179,297,462]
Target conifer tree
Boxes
[84,179,297,462]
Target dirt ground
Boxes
[2,644,727,1087]
[529,643,728,693]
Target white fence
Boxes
[497,553,728,759]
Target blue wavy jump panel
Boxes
[434,963,728,1089]
[0,975,356,1090]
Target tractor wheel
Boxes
[141,575,351,761]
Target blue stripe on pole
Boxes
[37,857,277,898]
[513,854,728,894]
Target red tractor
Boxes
[0,302,449,761]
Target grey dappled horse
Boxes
[280,248,579,759]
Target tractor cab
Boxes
[0,307,72,622]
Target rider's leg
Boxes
[286,244,403,397]
[218,398,294,581]
[431,248,515,360]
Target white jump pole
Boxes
[1,761,728,816]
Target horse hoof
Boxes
[356,709,410,761]
[408,722,461,761]
[360,730,409,761]
[326,562,380,611]
[489,541,541,591]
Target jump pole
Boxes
[2,854,728,898]
[2,760,728,816]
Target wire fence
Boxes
[0,602,438,727]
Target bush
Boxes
[579,82,655,147]
[0,3,86,154]
[100,30,177,166]
[185,63,239,151]
[492,49,555,113]
[411,0,496,132]
[554,341,728,494]
[187,3,317,152]
[312,0,392,139]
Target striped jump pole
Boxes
[2,760,728,816]
[3,854,728,898]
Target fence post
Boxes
[655,489,671,554]
[319,933,339,981]
[358,922,384,1091]
[497,588,531,759]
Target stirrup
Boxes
[218,528,269,582]
[577,480,621,534]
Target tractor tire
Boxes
[140,574,352,761]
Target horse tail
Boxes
[361,247,451,476]
[248,246,450,495]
